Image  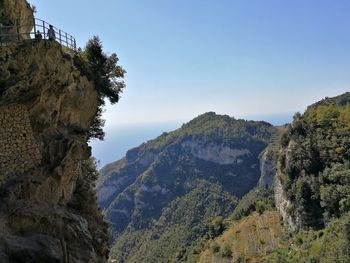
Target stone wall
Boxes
[0,104,41,181]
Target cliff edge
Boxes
[0,2,109,262]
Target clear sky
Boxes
[29,0,350,126]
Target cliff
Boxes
[257,147,275,188]
[97,112,277,262]
[274,92,350,230]
[0,3,108,262]
[0,0,34,38]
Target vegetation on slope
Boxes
[97,112,277,262]
[198,210,286,263]
[142,112,274,151]
[195,93,350,263]
[278,92,350,228]
[110,180,237,263]
[231,186,275,220]
[74,36,126,140]
[198,210,350,263]
[273,212,350,263]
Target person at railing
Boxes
[35,30,42,40]
[48,25,56,40]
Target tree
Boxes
[74,36,126,140]
[84,36,125,105]
[82,157,100,183]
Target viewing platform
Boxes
[0,18,77,50]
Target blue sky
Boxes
[29,0,350,126]
[28,1,350,165]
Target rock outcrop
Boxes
[97,113,276,262]
[0,4,108,261]
[181,139,251,165]
[273,140,303,231]
[274,176,301,231]
[258,147,275,188]
[0,0,34,38]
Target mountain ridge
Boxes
[96,112,277,262]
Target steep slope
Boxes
[199,210,350,263]
[196,92,350,263]
[275,92,350,230]
[111,180,238,263]
[198,210,286,263]
[97,112,277,262]
[0,3,109,261]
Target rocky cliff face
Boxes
[0,4,108,261]
[274,140,303,231]
[97,113,276,262]
[0,0,34,38]
[258,147,275,188]
[273,93,350,231]
[274,175,301,231]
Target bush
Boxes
[209,216,225,238]
[220,244,232,258]
[255,200,266,215]
[82,157,100,183]
[211,242,220,254]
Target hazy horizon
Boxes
[90,112,294,167]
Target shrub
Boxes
[211,242,220,254]
[209,216,225,238]
[255,200,266,215]
[220,244,232,258]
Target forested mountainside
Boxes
[275,92,350,230]
[97,93,350,263]
[97,112,277,262]
[198,92,350,263]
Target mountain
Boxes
[96,112,277,262]
[275,92,350,230]
[196,92,350,263]
[98,92,350,263]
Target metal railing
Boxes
[0,18,77,51]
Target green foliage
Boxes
[83,36,125,104]
[255,200,267,215]
[143,112,275,152]
[74,36,125,140]
[99,113,278,262]
[236,255,246,263]
[109,180,238,263]
[231,187,274,220]
[319,162,350,220]
[210,242,220,254]
[209,216,226,239]
[88,106,106,140]
[82,157,100,183]
[220,244,232,258]
[278,93,350,228]
[271,213,350,263]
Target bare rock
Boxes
[0,38,108,262]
